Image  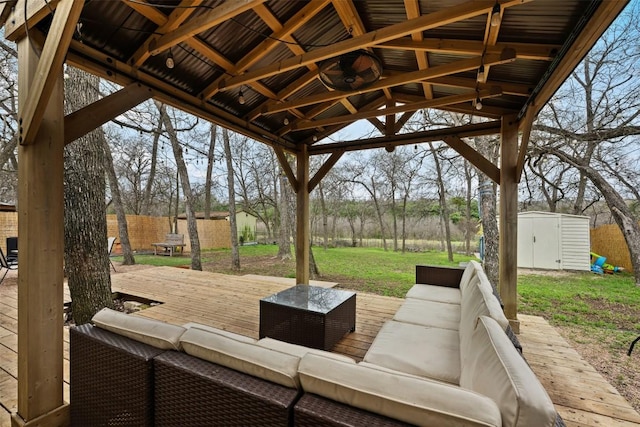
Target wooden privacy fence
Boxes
[590,223,633,272]
[0,212,232,255]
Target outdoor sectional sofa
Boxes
[69,260,563,426]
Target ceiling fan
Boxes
[319,49,383,91]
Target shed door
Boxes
[532,216,561,269]
[518,217,534,268]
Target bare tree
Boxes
[427,142,454,262]
[204,123,217,219]
[222,128,240,269]
[103,129,135,265]
[156,102,202,270]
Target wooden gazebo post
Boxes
[13,35,67,427]
[10,1,84,425]
[499,114,520,333]
[295,144,310,284]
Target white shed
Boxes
[517,211,591,271]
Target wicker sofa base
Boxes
[294,393,413,427]
[70,324,165,427]
[154,350,300,426]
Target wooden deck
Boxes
[0,266,638,426]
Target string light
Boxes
[490,3,501,27]
[238,87,245,105]
[283,117,289,125]
[475,96,483,111]
[476,64,485,83]
[165,48,175,69]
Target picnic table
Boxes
[152,233,185,257]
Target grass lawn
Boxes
[114,245,640,410]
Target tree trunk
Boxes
[318,182,329,250]
[156,101,202,270]
[64,68,113,325]
[141,124,162,216]
[370,178,388,251]
[222,129,240,269]
[277,173,292,259]
[475,136,500,288]
[464,160,473,257]
[429,142,453,262]
[204,123,217,219]
[102,138,135,265]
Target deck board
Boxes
[0,266,637,427]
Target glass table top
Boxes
[261,285,355,314]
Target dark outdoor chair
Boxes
[6,237,17,263]
[0,247,18,285]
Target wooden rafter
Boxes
[264,49,515,115]
[428,76,532,97]
[378,38,559,61]
[477,2,503,84]
[292,88,502,132]
[404,0,434,99]
[64,83,153,145]
[309,121,502,155]
[129,0,203,67]
[216,0,505,92]
[19,0,84,146]
[5,0,61,41]
[148,0,265,55]
[64,36,295,151]
[201,0,330,99]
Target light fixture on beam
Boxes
[166,48,175,69]
[474,96,483,111]
[283,116,290,126]
[490,3,501,27]
[238,87,246,105]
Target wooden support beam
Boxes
[264,50,515,114]
[217,0,502,91]
[296,144,310,284]
[395,111,415,133]
[377,38,560,61]
[291,88,502,131]
[516,104,536,182]
[4,0,61,41]
[18,0,84,146]
[444,136,500,184]
[309,150,344,192]
[0,1,17,29]
[14,36,66,425]
[64,83,153,145]
[499,114,519,333]
[130,0,203,67]
[404,0,434,99]
[201,0,330,99]
[309,120,501,155]
[428,76,533,97]
[531,0,628,117]
[274,146,298,192]
[148,0,265,55]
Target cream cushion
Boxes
[180,327,300,389]
[459,261,480,293]
[460,316,557,427]
[92,308,186,350]
[257,337,356,364]
[182,322,256,344]
[459,276,509,362]
[363,320,460,384]
[393,299,461,330]
[405,284,461,305]
[299,354,501,427]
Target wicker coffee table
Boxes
[259,285,356,350]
